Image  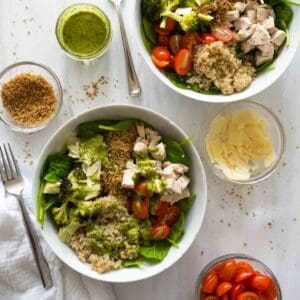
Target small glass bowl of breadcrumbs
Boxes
[203,101,285,184]
[0,61,63,133]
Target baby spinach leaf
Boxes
[167,213,185,247]
[164,138,190,166]
[78,121,103,139]
[98,120,135,132]
[141,23,155,53]
[142,17,157,45]
[177,194,196,215]
[123,259,144,268]
[43,154,73,183]
[140,241,171,261]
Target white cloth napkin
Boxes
[0,188,116,300]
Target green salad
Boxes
[37,120,196,273]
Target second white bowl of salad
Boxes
[32,104,207,282]
[134,0,300,102]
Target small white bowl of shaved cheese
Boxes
[204,100,285,183]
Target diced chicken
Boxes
[268,26,278,35]
[246,10,256,22]
[246,1,258,11]
[257,43,274,57]
[152,160,163,171]
[176,175,190,192]
[234,2,247,13]
[248,24,270,46]
[226,10,240,21]
[164,163,189,176]
[145,128,159,138]
[121,170,135,189]
[126,160,138,171]
[133,138,148,156]
[150,142,166,161]
[271,30,287,47]
[136,122,145,138]
[166,178,182,194]
[255,51,273,66]
[234,17,252,31]
[261,16,275,31]
[149,135,162,148]
[241,39,256,53]
[235,25,256,41]
[256,7,270,22]
[83,161,101,177]
[161,188,191,204]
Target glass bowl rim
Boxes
[203,100,286,185]
[0,61,63,133]
[55,3,113,61]
[196,253,282,299]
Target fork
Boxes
[110,0,141,96]
[0,143,53,289]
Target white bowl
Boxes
[32,104,207,282]
[133,0,300,103]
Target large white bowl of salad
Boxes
[32,104,207,282]
[134,0,300,102]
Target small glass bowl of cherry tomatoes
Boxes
[196,254,282,300]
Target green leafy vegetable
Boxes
[37,181,46,226]
[167,213,184,247]
[141,0,161,21]
[78,121,103,139]
[140,241,171,261]
[123,260,144,267]
[177,194,196,214]
[43,154,73,183]
[141,23,155,53]
[164,138,190,165]
[98,120,135,132]
[142,17,157,45]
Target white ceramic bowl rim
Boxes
[32,104,207,283]
[133,0,300,103]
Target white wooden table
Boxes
[1,0,299,299]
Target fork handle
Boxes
[116,5,141,96]
[17,195,53,289]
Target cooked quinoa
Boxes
[188,41,255,95]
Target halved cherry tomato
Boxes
[131,198,149,220]
[216,282,232,296]
[234,269,254,283]
[212,26,233,43]
[158,34,170,47]
[135,181,149,196]
[164,17,178,32]
[221,294,229,300]
[169,34,183,55]
[261,280,277,300]
[249,274,271,292]
[199,33,216,44]
[159,206,180,226]
[155,24,171,36]
[219,259,237,281]
[174,49,193,76]
[237,291,260,300]
[236,262,254,273]
[155,201,170,217]
[230,283,247,300]
[183,32,200,52]
[151,223,170,240]
[202,270,218,294]
[151,47,171,68]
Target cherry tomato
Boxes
[261,280,277,300]
[202,270,218,294]
[236,262,254,273]
[159,206,180,226]
[230,283,247,300]
[155,24,171,36]
[151,47,171,68]
[131,198,149,220]
[151,223,170,240]
[169,34,183,55]
[135,181,149,196]
[183,32,200,51]
[219,259,237,281]
[216,282,232,296]
[158,34,170,47]
[164,17,178,32]
[221,294,229,300]
[199,33,216,44]
[249,274,271,292]
[155,201,170,217]
[237,291,260,300]
[212,26,233,42]
[203,297,218,300]
[234,269,254,283]
[174,49,193,76]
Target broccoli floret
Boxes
[52,202,70,225]
[128,228,140,244]
[72,164,87,181]
[139,221,151,244]
[58,219,81,243]
[117,215,139,233]
[161,10,213,32]
[142,0,162,21]
[43,181,61,194]
[160,0,185,27]
[77,200,103,217]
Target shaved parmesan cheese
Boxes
[205,110,276,180]
[175,7,193,16]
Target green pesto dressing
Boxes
[62,11,108,56]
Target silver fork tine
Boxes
[3,144,14,180]
[0,146,9,182]
[8,143,20,177]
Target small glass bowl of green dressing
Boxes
[55,3,112,61]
